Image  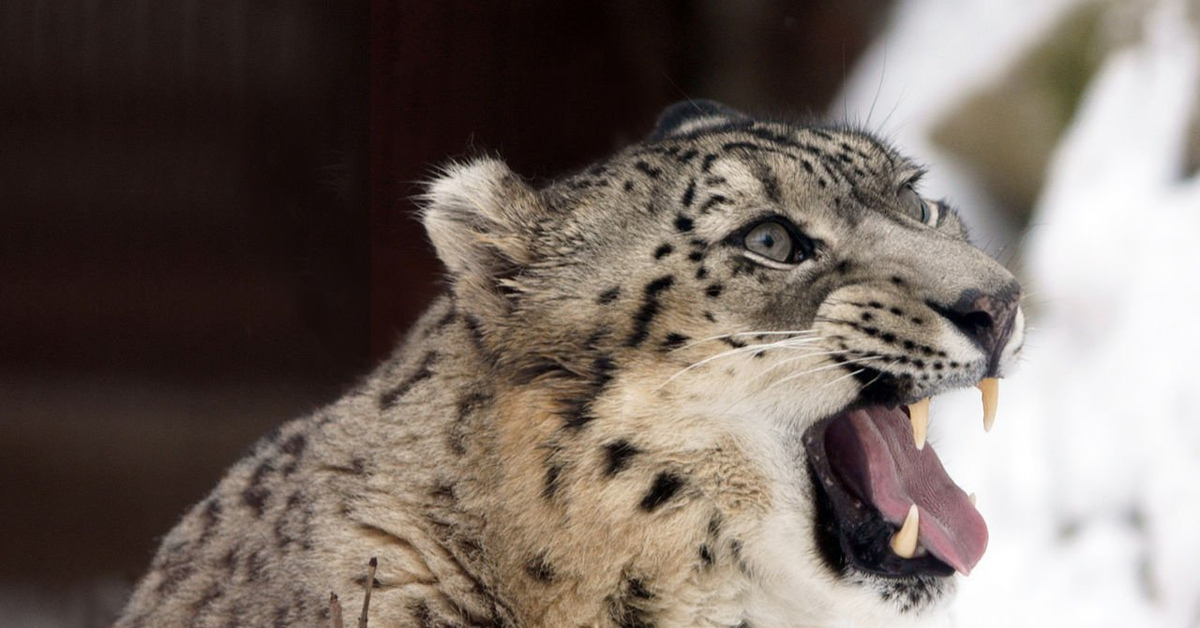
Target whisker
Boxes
[797,353,897,399]
[747,349,857,383]
[657,341,817,390]
[812,315,858,327]
[657,333,830,390]
[669,329,820,353]
[710,345,878,417]
[762,356,884,394]
[830,354,898,393]
[715,356,875,419]
[822,367,866,390]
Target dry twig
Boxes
[329,593,343,628]
[358,557,377,628]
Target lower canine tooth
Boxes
[978,378,999,432]
[968,492,977,506]
[908,398,931,450]
[890,504,920,559]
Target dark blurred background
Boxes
[0,1,890,624]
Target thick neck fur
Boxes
[385,297,769,627]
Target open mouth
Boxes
[803,377,1000,579]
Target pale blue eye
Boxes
[744,221,793,262]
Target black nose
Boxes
[928,285,1021,370]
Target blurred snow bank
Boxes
[839,1,1200,627]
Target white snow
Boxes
[838,0,1200,626]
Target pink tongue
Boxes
[825,407,987,575]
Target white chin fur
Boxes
[732,478,955,628]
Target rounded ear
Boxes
[650,99,749,140]
[421,158,542,311]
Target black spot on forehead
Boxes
[750,160,781,203]
[698,195,728,215]
[635,160,662,178]
[681,179,697,207]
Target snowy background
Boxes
[839,0,1200,626]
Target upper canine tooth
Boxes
[978,378,999,432]
[968,492,977,506]
[908,398,930,450]
[890,504,920,559]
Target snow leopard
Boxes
[114,100,1024,628]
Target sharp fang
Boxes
[968,492,977,506]
[908,398,931,450]
[890,504,920,559]
[978,378,999,432]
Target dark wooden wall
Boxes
[1,0,370,587]
[0,1,886,619]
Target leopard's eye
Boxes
[744,220,796,263]
[900,183,937,225]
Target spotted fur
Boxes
[116,101,1023,628]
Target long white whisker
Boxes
[811,353,901,397]
[762,356,884,394]
[862,354,906,389]
[817,367,866,392]
[791,359,886,401]
[656,338,827,390]
[747,349,856,383]
[669,329,820,353]
[736,330,821,336]
[716,355,874,418]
